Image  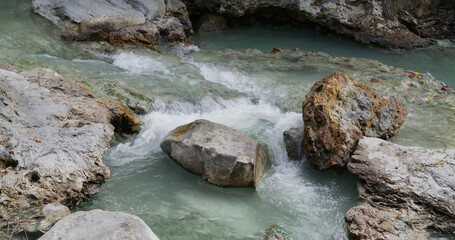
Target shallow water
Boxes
[1,1,454,239]
[192,27,455,88]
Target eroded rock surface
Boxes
[346,204,427,240]
[302,72,407,170]
[39,210,159,240]
[346,137,455,239]
[0,64,141,235]
[32,0,192,48]
[161,119,269,187]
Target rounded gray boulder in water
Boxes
[39,210,159,240]
[160,119,270,187]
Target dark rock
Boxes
[161,119,270,187]
[302,72,407,170]
[195,14,228,33]
[283,127,304,161]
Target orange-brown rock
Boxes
[302,72,407,170]
[98,99,142,133]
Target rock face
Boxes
[302,72,407,170]
[39,210,159,240]
[0,64,141,235]
[184,0,455,49]
[32,0,192,48]
[346,137,455,239]
[283,127,304,161]
[346,204,427,240]
[161,119,269,187]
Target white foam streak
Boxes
[112,52,170,75]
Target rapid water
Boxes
[1,1,454,239]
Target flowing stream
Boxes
[1,1,455,239]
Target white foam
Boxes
[112,52,171,75]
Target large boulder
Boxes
[32,0,191,48]
[161,119,269,187]
[346,137,455,239]
[302,72,407,170]
[0,64,140,235]
[39,210,159,240]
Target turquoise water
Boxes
[0,1,454,239]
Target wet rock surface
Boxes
[161,119,269,187]
[39,209,159,240]
[302,72,407,170]
[283,127,304,161]
[184,0,454,49]
[0,63,141,236]
[346,137,455,239]
[261,224,297,240]
[32,0,191,48]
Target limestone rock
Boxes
[302,72,407,170]
[161,119,270,187]
[34,203,71,232]
[39,210,159,240]
[32,0,190,48]
[0,65,140,235]
[346,204,427,240]
[347,137,455,237]
[283,127,304,161]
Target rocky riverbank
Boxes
[32,0,454,50]
[0,61,141,237]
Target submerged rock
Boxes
[302,72,407,170]
[161,119,270,187]
[283,127,304,161]
[0,64,141,236]
[39,210,159,240]
[261,224,297,240]
[195,14,228,33]
[32,0,191,48]
[346,137,455,238]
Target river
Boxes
[1,1,454,239]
